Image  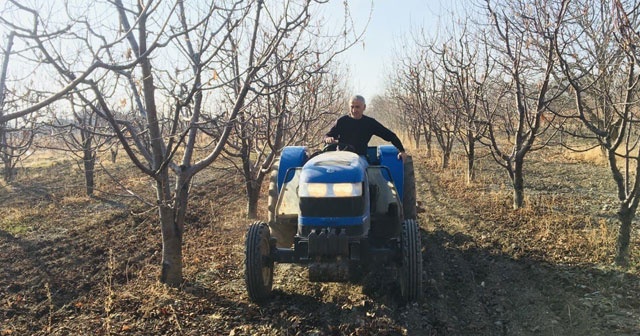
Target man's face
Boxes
[350,100,365,119]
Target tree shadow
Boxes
[0,207,152,322]
[416,228,640,335]
[0,228,107,318]
[184,278,376,334]
[3,181,54,203]
[90,194,127,208]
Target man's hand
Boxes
[324,137,338,144]
[398,151,408,161]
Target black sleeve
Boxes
[371,119,405,152]
[326,117,342,138]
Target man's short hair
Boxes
[350,95,366,105]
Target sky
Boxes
[327,0,466,100]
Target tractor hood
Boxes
[300,151,366,184]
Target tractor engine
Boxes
[296,151,369,281]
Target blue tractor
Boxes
[244,144,422,302]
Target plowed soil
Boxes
[1,150,639,335]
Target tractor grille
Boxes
[299,196,364,217]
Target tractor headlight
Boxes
[333,182,362,197]
[301,183,328,198]
[299,182,362,198]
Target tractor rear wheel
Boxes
[403,156,417,220]
[245,221,274,302]
[399,218,422,302]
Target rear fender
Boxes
[278,146,308,191]
[378,145,403,196]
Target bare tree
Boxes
[483,0,569,209]
[40,102,114,196]
[213,2,357,219]
[0,115,37,182]
[0,0,358,287]
[0,31,20,182]
[431,73,461,169]
[555,0,640,265]
[1,32,39,182]
[386,47,435,158]
[438,23,494,183]
[387,41,464,168]
[225,61,347,218]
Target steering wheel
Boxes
[322,142,357,153]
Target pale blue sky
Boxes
[329,0,466,99]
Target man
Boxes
[325,95,408,161]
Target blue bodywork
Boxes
[377,145,404,197]
[298,151,369,228]
[276,145,404,194]
[277,146,308,192]
[273,145,404,232]
[300,151,366,184]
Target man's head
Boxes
[349,95,366,120]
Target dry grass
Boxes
[420,146,638,269]
[565,147,609,165]
[0,207,40,234]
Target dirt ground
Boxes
[1,150,639,335]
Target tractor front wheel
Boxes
[399,218,423,302]
[245,221,274,302]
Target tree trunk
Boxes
[83,147,95,195]
[0,33,14,183]
[441,150,450,169]
[159,204,183,286]
[157,169,184,287]
[466,136,475,185]
[247,181,261,219]
[110,146,118,163]
[512,158,525,209]
[423,126,432,158]
[2,152,14,182]
[615,205,633,266]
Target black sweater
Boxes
[326,115,405,155]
